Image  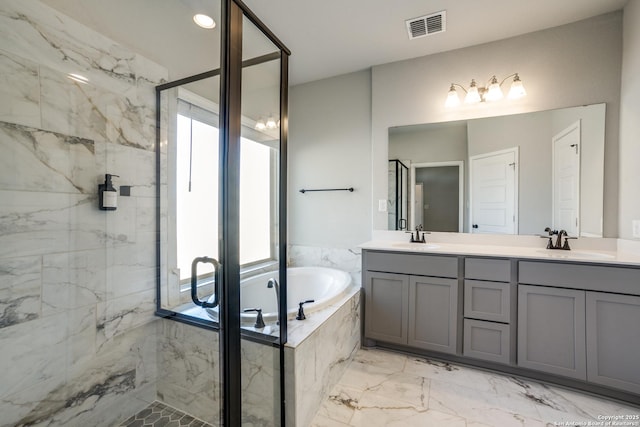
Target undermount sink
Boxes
[535,249,615,260]
[391,242,441,250]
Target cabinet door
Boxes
[518,285,586,380]
[408,276,458,354]
[586,292,640,394]
[364,271,409,345]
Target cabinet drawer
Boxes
[464,280,510,323]
[519,261,640,295]
[463,319,511,365]
[364,250,458,278]
[465,258,511,282]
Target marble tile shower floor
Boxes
[310,348,640,427]
[119,401,213,427]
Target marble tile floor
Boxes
[119,401,213,427]
[310,348,640,427]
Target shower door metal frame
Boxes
[389,159,409,230]
[154,0,290,425]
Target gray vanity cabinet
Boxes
[364,271,409,345]
[586,292,640,395]
[362,250,640,402]
[518,260,640,388]
[463,258,514,364]
[517,285,587,380]
[408,276,458,354]
[363,250,459,353]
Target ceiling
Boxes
[42,0,627,87]
[244,0,628,85]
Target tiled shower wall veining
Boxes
[0,1,165,425]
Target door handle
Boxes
[190,256,220,308]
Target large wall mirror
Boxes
[388,103,606,237]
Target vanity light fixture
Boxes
[445,73,526,107]
[193,13,216,29]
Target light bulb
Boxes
[266,116,277,129]
[255,119,266,130]
[193,14,216,29]
[508,74,527,99]
[485,76,503,102]
[445,84,460,108]
[464,80,481,104]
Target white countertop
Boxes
[359,231,640,267]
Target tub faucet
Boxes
[296,300,315,320]
[243,308,265,329]
[267,278,280,325]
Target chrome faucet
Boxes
[267,278,280,325]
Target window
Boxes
[175,99,275,282]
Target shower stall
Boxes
[0,0,289,424]
[155,2,290,425]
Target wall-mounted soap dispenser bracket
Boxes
[98,174,119,211]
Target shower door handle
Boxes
[190,256,220,308]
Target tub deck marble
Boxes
[172,284,361,348]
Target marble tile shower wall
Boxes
[157,319,281,425]
[0,1,166,425]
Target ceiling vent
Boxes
[406,11,446,40]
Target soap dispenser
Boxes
[98,174,119,211]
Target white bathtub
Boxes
[205,267,352,324]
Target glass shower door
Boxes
[157,67,225,426]
[238,12,288,425]
[155,1,224,423]
[156,1,290,425]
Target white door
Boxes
[470,148,518,234]
[552,122,580,236]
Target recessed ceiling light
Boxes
[193,14,216,29]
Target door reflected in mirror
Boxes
[388,103,605,237]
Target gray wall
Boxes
[288,70,371,248]
[389,123,468,164]
[371,12,622,236]
[551,104,606,237]
[620,0,640,240]
[288,9,637,246]
[466,105,605,236]
[468,112,551,235]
